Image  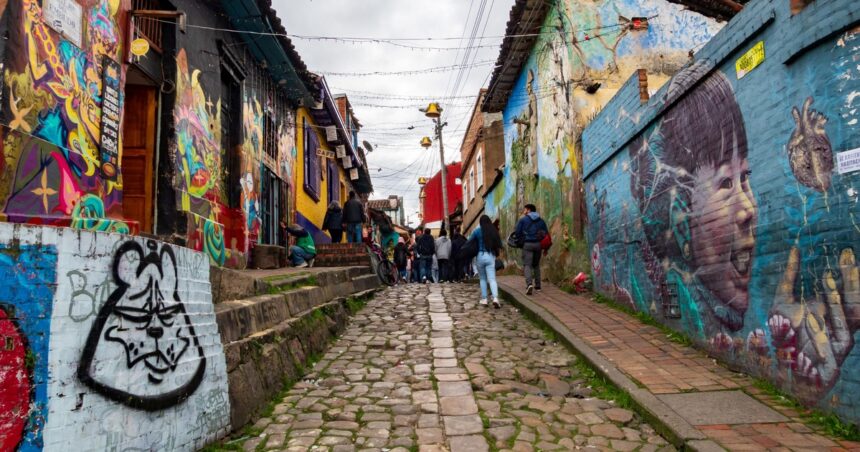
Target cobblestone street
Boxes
[238,284,672,451]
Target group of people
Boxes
[290,192,550,309]
[392,227,473,285]
[285,191,367,268]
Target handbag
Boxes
[459,237,479,261]
[495,258,505,271]
[507,232,522,248]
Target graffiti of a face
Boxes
[689,157,757,317]
[78,240,206,411]
[631,71,756,332]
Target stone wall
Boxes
[582,0,860,423]
[0,223,229,451]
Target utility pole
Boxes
[420,102,450,232]
[435,118,449,231]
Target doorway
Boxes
[121,84,157,233]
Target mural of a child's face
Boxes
[689,155,757,320]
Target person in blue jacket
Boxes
[514,204,548,295]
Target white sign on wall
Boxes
[43,0,83,48]
[837,147,860,174]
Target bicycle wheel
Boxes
[377,260,397,286]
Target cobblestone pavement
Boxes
[237,284,672,451]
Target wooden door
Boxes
[121,85,156,233]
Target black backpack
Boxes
[394,244,408,268]
[458,237,479,261]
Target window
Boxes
[220,66,242,208]
[463,178,468,205]
[469,167,476,200]
[476,147,484,189]
[327,159,340,205]
[303,118,320,200]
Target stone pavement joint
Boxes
[497,275,860,452]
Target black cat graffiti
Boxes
[78,240,206,411]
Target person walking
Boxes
[515,204,549,295]
[470,215,502,307]
[322,201,344,243]
[394,239,409,283]
[343,191,365,243]
[450,228,467,282]
[435,229,452,282]
[415,227,436,283]
[286,225,316,268]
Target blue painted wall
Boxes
[583,0,860,421]
[484,0,720,279]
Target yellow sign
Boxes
[735,41,765,79]
[131,38,150,57]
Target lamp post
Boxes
[420,102,449,231]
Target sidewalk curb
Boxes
[497,284,725,452]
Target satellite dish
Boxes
[363,140,374,153]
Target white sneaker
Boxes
[296,262,309,268]
[492,299,501,309]
[479,298,488,306]
[308,258,315,268]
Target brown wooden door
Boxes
[121,85,156,233]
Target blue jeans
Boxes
[476,251,498,300]
[346,223,362,243]
[290,246,315,266]
[418,256,432,282]
[399,269,409,282]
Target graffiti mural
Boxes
[78,240,207,410]
[484,0,720,280]
[241,98,263,240]
[0,243,58,452]
[2,0,126,231]
[582,4,860,422]
[0,224,231,450]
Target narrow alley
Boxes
[235,284,670,452]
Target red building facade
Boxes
[419,162,462,225]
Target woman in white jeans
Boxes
[469,215,503,308]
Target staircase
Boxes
[314,242,372,267]
[209,266,381,430]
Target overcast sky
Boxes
[275,0,516,226]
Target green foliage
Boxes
[752,379,860,441]
[573,359,634,409]
[266,275,318,294]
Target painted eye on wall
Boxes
[719,178,733,190]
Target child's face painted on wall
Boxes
[689,155,757,321]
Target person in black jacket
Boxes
[342,191,365,243]
[450,228,467,282]
[416,227,436,283]
[322,201,344,243]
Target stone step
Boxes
[217,272,380,344]
[223,287,379,429]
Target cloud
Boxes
[276,0,514,225]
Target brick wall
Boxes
[582,0,860,423]
[482,0,721,280]
[0,223,229,450]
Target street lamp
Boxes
[419,102,449,232]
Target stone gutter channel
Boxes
[427,286,491,451]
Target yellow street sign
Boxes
[736,41,765,79]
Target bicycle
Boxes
[368,242,398,286]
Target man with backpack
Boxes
[514,204,549,295]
